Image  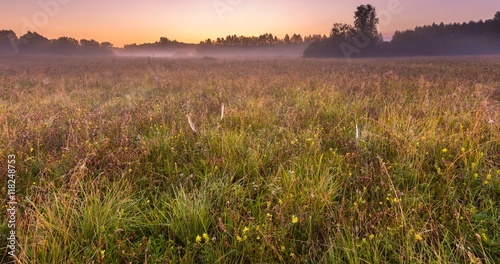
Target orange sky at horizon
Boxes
[2,0,499,47]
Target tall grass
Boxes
[1,56,499,263]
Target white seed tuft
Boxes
[355,123,359,140]
[186,114,197,133]
[220,103,225,121]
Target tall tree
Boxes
[354,4,379,38]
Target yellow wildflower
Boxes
[414,234,423,241]
[196,235,202,243]
[486,174,492,181]
[481,233,489,243]
[292,215,299,224]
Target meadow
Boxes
[1,56,499,263]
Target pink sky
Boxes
[1,0,499,47]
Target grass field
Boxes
[1,56,499,263]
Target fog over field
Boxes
[110,43,309,58]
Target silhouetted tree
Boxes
[159,37,171,44]
[80,39,100,49]
[50,37,80,55]
[18,32,50,54]
[291,34,303,43]
[495,11,500,23]
[304,5,382,58]
[284,34,290,44]
[0,30,18,55]
[100,42,113,49]
[354,4,379,38]
[330,23,355,38]
[304,34,323,42]
[80,39,113,55]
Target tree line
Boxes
[123,37,190,50]
[304,5,500,58]
[199,33,327,46]
[0,30,113,56]
[0,30,323,56]
[122,33,327,53]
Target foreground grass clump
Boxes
[1,56,499,263]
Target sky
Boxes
[2,0,499,47]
